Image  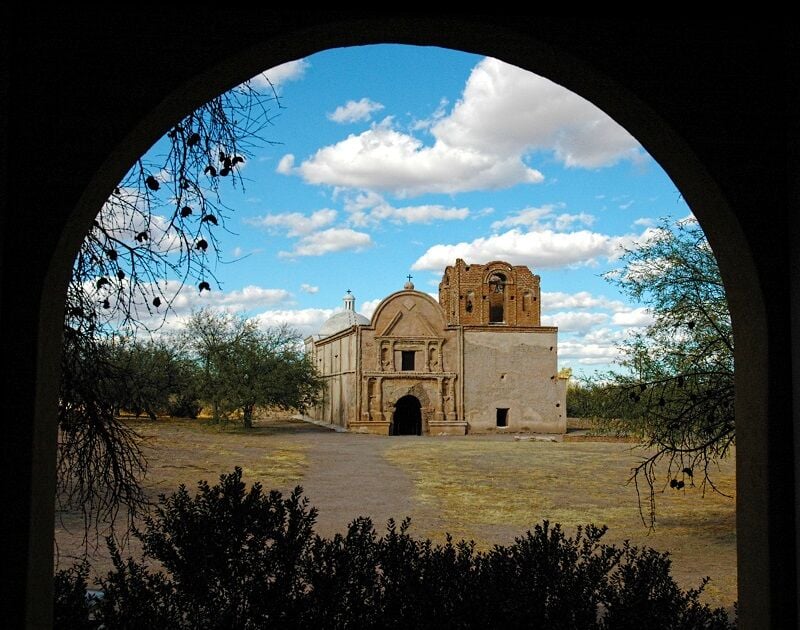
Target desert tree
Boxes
[183,309,322,428]
[57,73,283,543]
[597,217,734,526]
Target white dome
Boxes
[318,291,370,337]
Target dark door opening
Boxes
[496,408,509,427]
[401,350,415,371]
[393,395,422,435]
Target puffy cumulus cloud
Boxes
[611,307,654,327]
[541,291,627,313]
[542,311,609,333]
[246,208,337,237]
[279,228,372,258]
[412,228,631,272]
[342,191,469,227]
[295,118,543,196]
[300,283,319,294]
[328,98,385,124]
[490,205,594,232]
[434,58,641,169]
[249,59,309,89]
[290,58,640,197]
[276,154,295,174]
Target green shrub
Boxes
[54,468,735,629]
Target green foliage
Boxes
[106,337,200,420]
[184,309,322,427]
[592,217,734,525]
[55,469,735,629]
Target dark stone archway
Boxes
[3,14,794,628]
[393,395,422,436]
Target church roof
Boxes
[318,291,370,337]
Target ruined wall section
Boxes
[440,259,541,327]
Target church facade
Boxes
[304,260,567,435]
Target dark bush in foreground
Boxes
[55,468,735,629]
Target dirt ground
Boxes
[55,416,737,612]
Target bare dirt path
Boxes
[298,433,427,538]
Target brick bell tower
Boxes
[438,259,541,327]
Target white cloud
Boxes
[541,291,626,313]
[611,307,654,327]
[633,217,655,227]
[300,283,319,294]
[542,311,609,333]
[246,208,338,237]
[279,228,372,258]
[290,58,639,196]
[490,206,554,230]
[295,117,544,196]
[412,228,632,272]
[553,212,595,230]
[249,59,309,89]
[253,308,335,338]
[165,283,291,315]
[489,205,596,233]
[98,193,186,254]
[558,337,622,366]
[276,154,295,174]
[359,298,382,319]
[410,97,449,131]
[342,191,469,227]
[328,98,385,123]
[434,58,641,169]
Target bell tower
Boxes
[439,259,541,327]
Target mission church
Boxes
[304,259,567,435]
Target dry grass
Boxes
[384,438,736,610]
[55,418,736,611]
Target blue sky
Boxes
[139,45,692,376]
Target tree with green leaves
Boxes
[184,309,322,428]
[597,217,733,525]
[105,337,200,420]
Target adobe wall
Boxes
[356,290,465,435]
[463,329,565,433]
[307,330,359,428]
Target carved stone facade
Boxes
[305,260,567,435]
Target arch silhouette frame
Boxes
[3,15,793,628]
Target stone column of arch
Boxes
[435,376,445,422]
[362,377,372,421]
[446,377,458,422]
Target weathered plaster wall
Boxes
[308,330,358,428]
[463,329,565,433]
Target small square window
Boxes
[401,351,415,371]
[496,408,509,427]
